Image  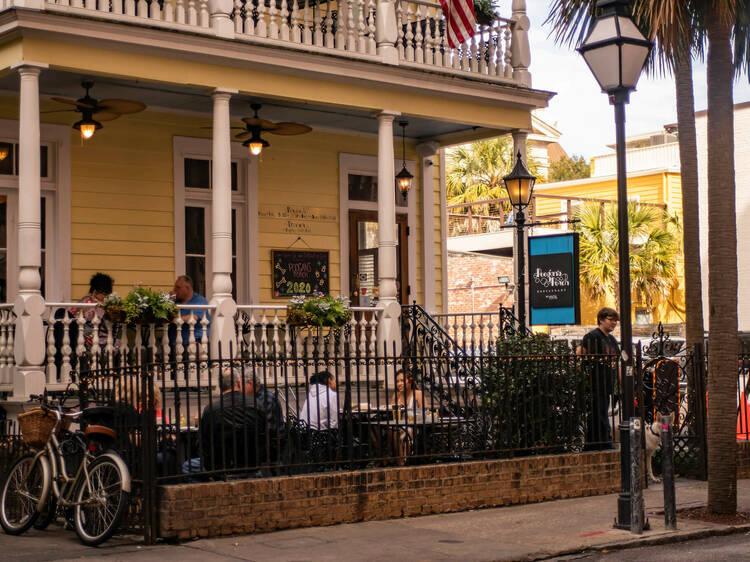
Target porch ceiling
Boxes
[0,69,513,146]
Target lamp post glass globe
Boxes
[577,0,651,96]
[503,151,536,211]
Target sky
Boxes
[526,2,750,160]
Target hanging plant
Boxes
[473,0,498,26]
[287,293,352,328]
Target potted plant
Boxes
[473,0,498,25]
[287,293,352,328]
[103,286,178,324]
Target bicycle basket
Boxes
[18,409,70,449]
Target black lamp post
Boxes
[503,151,536,331]
[577,0,652,530]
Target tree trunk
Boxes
[706,8,739,515]
[673,48,705,349]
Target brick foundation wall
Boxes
[447,251,514,313]
[159,451,620,539]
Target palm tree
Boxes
[548,0,742,515]
[575,202,681,317]
[546,0,705,350]
[446,137,540,208]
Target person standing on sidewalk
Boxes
[578,307,620,449]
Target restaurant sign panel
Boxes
[528,233,580,326]
[272,250,330,298]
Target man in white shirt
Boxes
[299,371,339,430]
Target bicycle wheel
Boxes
[73,455,129,546]
[0,454,49,535]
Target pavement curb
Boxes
[525,522,750,561]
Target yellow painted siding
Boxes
[0,94,442,306]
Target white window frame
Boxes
[173,136,258,303]
[338,153,416,301]
[0,119,71,302]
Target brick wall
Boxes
[448,251,514,313]
[158,451,620,539]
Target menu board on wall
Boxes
[272,250,330,298]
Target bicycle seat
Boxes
[81,406,115,427]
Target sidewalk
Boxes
[3,479,750,561]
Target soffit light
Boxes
[395,121,413,195]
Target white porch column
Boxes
[377,110,401,355]
[209,88,238,359]
[511,0,532,87]
[376,0,399,65]
[13,63,48,399]
[511,130,529,324]
[417,141,440,314]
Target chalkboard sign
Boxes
[272,250,330,298]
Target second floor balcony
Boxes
[13,0,533,88]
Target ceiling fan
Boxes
[234,103,312,155]
[45,79,147,140]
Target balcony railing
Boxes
[30,0,526,84]
[591,142,680,177]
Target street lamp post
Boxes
[577,0,652,530]
[503,151,536,331]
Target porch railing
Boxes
[40,302,381,389]
[33,0,525,84]
[0,304,15,390]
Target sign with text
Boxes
[272,250,330,298]
[528,233,580,326]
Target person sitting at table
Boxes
[183,365,282,476]
[298,371,339,430]
[388,369,424,464]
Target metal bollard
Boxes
[630,417,644,534]
[661,414,677,530]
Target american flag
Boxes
[439,0,477,49]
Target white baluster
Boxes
[283,319,292,357]
[234,0,244,33]
[187,0,198,25]
[356,0,366,53]
[186,316,197,364]
[84,0,94,9]
[125,0,135,15]
[175,0,186,23]
[313,0,323,46]
[348,315,358,357]
[291,0,301,42]
[440,9,450,67]
[269,0,279,38]
[396,1,405,59]
[174,316,185,363]
[479,25,488,74]
[244,0,255,35]
[257,0,268,38]
[367,0,376,55]
[470,33,478,72]
[368,313,377,356]
[119,326,129,369]
[302,0,312,44]
[199,0,210,26]
[280,0,290,40]
[104,321,115,369]
[137,0,148,17]
[73,311,86,383]
[200,315,209,361]
[358,315,367,356]
[336,0,346,50]
[414,5,424,64]
[404,3,414,61]
[71,0,83,7]
[45,309,57,385]
[272,311,281,355]
[91,315,101,371]
[247,310,257,352]
[111,0,123,14]
[134,324,144,369]
[324,1,334,48]
[149,0,161,20]
[488,21,497,75]
[164,0,174,21]
[260,311,269,354]
[504,23,512,78]
[6,316,14,376]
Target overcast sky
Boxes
[526,3,750,160]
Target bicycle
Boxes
[0,390,132,546]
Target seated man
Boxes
[169,275,210,350]
[298,371,339,430]
[183,365,283,475]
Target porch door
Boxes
[348,210,408,307]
